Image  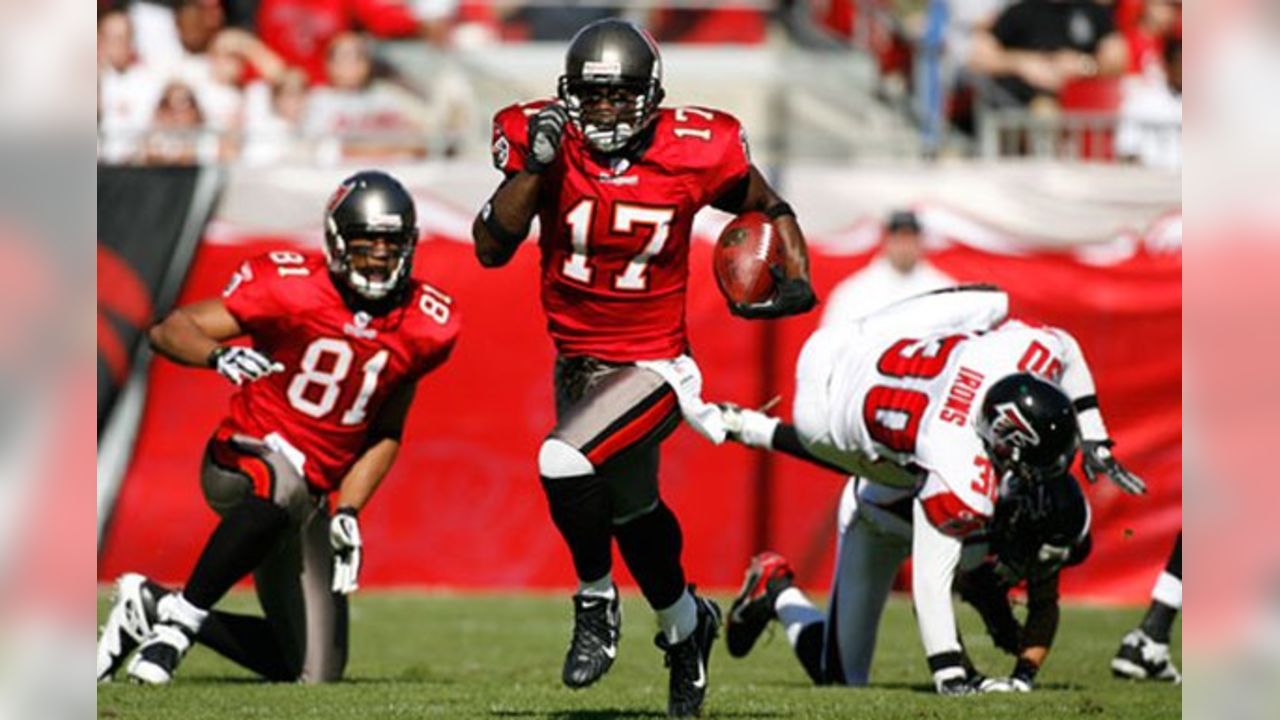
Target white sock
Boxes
[160,593,209,635]
[656,589,697,644]
[1152,571,1182,610]
[775,587,823,647]
[578,573,616,600]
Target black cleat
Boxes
[726,552,794,658]
[656,593,721,718]
[561,587,621,688]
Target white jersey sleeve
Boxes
[1046,326,1109,441]
[911,496,963,668]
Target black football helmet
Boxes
[991,471,1092,581]
[557,19,665,154]
[976,373,1080,485]
[323,170,417,301]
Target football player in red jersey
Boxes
[471,19,815,718]
[96,171,460,685]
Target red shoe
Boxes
[725,552,794,658]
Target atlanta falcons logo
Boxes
[992,402,1041,448]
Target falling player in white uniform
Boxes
[717,285,1145,694]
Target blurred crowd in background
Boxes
[96,0,1181,168]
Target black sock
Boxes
[541,473,613,584]
[198,611,297,681]
[1140,600,1178,643]
[614,502,686,610]
[1141,533,1181,643]
[794,621,827,685]
[1166,532,1182,579]
[183,496,290,609]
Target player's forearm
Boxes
[335,439,400,512]
[148,308,225,368]
[771,214,811,281]
[474,172,541,267]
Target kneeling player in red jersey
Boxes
[97,171,460,684]
[472,19,816,718]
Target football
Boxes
[713,211,780,306]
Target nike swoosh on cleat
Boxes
[692,659,706,690]
[602,644,617,659]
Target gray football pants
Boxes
[200,432,348,683]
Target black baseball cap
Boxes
[886,210,921,233]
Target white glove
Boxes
[976,676,1031,693]
[525,103,569,173]
[209,346,284,386]
[718,403,780,448]
[329,508,362,594]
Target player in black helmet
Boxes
[716,286,1143,694]
[97,170,460,685]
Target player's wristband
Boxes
[481,202,526,250]
[764,202,795,220]
[336,506,359,518]
[206,345,229,369]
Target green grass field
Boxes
[98,590,1180,719]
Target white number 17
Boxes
[561,199,675,292]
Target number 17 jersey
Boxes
[221,252,460,492]
[492,101,751,362]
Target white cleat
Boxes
[1111,629,1181,683]
[96,573,157,682]
[126,623,192,685]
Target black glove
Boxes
[1081,439,1146,494]
[525,103,570,174]
[731,267,817,319]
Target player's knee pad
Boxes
[538,437,594,479]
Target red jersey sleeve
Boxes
[221,254,290,335]
[697,109,751,206]
[406,281,462,379]
[352,0,421,37]
[491,101,540,176]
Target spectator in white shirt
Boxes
[304,32,433,161]
[242,68,311,166]
[821,210,957,327]
[1116,38,1181,170]
[99,10,162,163]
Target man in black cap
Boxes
[821,209,955,326]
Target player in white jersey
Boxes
[717,285,1144,694]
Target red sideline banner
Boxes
[98,230,1180,604]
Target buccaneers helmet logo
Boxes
[992,402,1041,448]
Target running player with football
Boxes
[717,285,1145,694]
[97,171,460,685]
[472,19,815,718]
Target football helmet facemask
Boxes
[976,373,1080,485]
[323,170,417,301]
[557,19,665,154]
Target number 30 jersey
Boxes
[220,252,460,491]
[491,100,751,362]
[794,287,1104,537]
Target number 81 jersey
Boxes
[492,100,750,361]
[221,251,459,492]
